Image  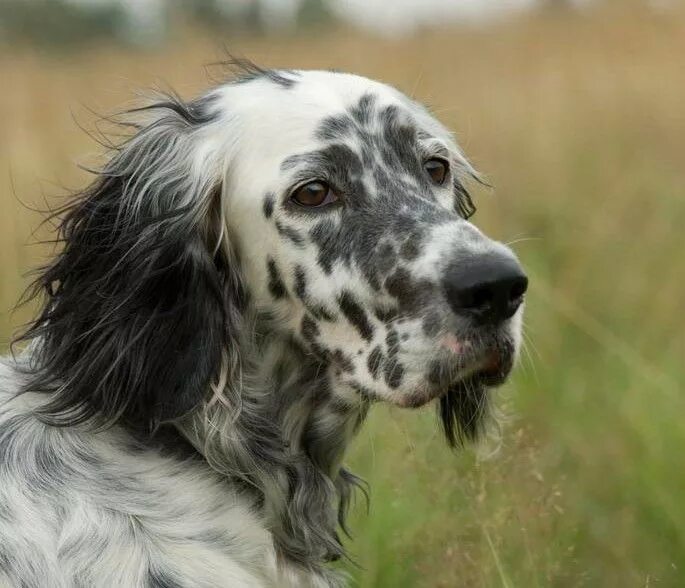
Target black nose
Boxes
[443,253,528,324]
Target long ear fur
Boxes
[15,77,363,579]
[15,93,241,431]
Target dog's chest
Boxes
[0,389,315,588]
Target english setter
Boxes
[0,62,527,587]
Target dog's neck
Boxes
[175,324,369,570]
[263,333,368,468]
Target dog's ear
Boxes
[17,94,245,431]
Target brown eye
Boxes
[290,181,338,207]
[424,158,449,185]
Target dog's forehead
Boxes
[214,70,453,157]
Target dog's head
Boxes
[20,65,526,446]
[221,69,527,442]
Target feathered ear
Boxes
[16,93,244,431]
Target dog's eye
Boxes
[424,158,449,185]
[290,181,338,207]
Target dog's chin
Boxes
[438,338,515,446]
[392,335,516,445]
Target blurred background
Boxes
[1,0,684,586]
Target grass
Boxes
[2,4,684,586]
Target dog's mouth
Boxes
[401,334,515,408]
[465,340,516,387]
[435,333,515,446]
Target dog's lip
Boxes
[437,335,514,387]
[466,347,514,387]
[390,334,514,409]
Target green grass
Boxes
[2,5,684,586]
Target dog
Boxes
[0,61,527,587]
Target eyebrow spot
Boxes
[281,143,363,179]
[316,114,355,142]
[349,93,376,125]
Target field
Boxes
[1,4,684,586]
